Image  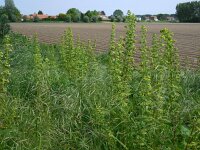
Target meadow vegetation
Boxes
[0,11,200,149]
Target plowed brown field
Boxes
[11,23,200,67]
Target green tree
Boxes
[122,16,126,22]
[157,14,169,21]
[0,14,10,38]
[110,15,115,22]
[57,13,66,21]
[84,10,99,22]
[91,16,98,22]
[116,16,123,22]
[85,10,92,18]
[0,6,6,15]
[176,1,200,22]
[80,13,84,21]
[38,10,43,15]
[72,15,80,22]
[113,9,124,18]
[85,10,98,18]
[83,15,89,23]
[100,11,106,16]
[65,15,71,22]
[5,0,15,8]
[67,8,81,22]
[4,0,21,22]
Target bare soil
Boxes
[10,23,200,67]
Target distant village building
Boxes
[23,13,57,21]
[32,14,49,19]
[144,16,150,21]
[143,15,159,22]
[98,11,109,21]
[136,15,142,21]
[166,16,176,21]
[136,17,142,21]
[150,16,159,21]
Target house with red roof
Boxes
[23,13,57,21]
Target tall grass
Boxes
[0,12,199,149]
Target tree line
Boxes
[57,8,102,23]
[31,9,125,23]
[176,1,200,23]
[1,0,200,24]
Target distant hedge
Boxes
[176,1,200,23]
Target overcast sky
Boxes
[0,0,195,15]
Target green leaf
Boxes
[181,125,191,137]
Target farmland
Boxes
[0,14,200,149]
[1,0,200,148]
[11,22,200,67]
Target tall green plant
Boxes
[109,36,127,105]
[123,10,136,84]
[150,34,160,70]
[140,25,149,71]
[138,25,154,116]
[60,28,74,76]
[149,33,165,118]
[0,35,12,93]
[160,28,181,102]
[160,28,183,148]
[109,23,129,104]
